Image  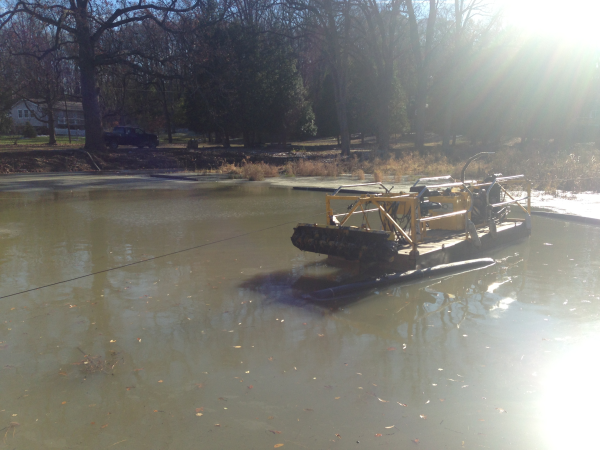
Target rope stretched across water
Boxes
[0,212,322,300]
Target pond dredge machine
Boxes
[291,154,531,273]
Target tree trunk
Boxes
[414,78,427,149]
[64,97,72,143]
[331,71,350,156]
[323,0,351,157]
[376,64,394,152]
[161,85,173,144]
[76,20,105,152]
[407,0,437,151]
[440,0,463,154]
[47,108,56,145]
[441,103,452,152]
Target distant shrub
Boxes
[0,115,13,135]
[23,122,37,138]
[243,164,264,181]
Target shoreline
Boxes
[1,171,599,221]
[0,140,599,193]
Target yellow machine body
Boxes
[292,175,531,263]
[426,191,470,230]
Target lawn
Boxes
[0,135,85,147]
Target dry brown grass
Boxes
[489,144,600,193]
[225,151,458,182]
[242,164,265,181]
[349,151,458,184]
[217,142,600,192]
[367,152,457,178]
[241,162,279,181]
[373,169,384,182]
[288,159,339,177]
[263,163,279,177]
[353,169,365,180]
[216,162,239,175]
[283,161,295,176]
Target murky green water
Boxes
[0,182,599,449]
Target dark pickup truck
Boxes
[104,126,159,149]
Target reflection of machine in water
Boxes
[291,153,532,274]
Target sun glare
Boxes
[501,0,600,45]
[541,337,600,449]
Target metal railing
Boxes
[412,175,456,187]
[331,182,391,196]
[484,176,531,222]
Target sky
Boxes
[500,0,600,45]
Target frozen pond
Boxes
[0,181,599,449]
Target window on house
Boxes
[24,110,29,118]
[18,110,22,118]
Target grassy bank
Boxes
[217,141,600,193]
[0,135,85,148]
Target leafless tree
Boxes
[287,0,353,156]
[1,0,205,152]
[440,0,497,151]
[8,16,74,144]
[405,0,437,149]
[354,0,405,152]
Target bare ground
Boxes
[0,133,428,174]
[0,146,324,174]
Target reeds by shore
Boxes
[216,143,600,193]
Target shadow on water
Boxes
[240,248,528,320]
[238,259,361,307]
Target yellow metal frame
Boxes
[324,176,531,256]
[326,193,420,254]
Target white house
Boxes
[11,99,85,131]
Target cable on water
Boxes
[0,211,323,300]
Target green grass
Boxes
[157,133,246,148]
[0,135,85,146]
[156,133,190,145]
